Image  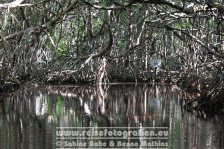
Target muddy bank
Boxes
[42,69,181,84]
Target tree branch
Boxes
[0,0,32,8]
[0,1,79,42]
[166,25,224,59]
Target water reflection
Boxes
[0,84,223,149]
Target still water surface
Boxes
[0,84,223,149]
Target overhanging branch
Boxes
[165,25,224,59]
[0,1,79,42]
[0,0,33,8]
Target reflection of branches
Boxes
[3,84,188,128]
[97,83,109,114]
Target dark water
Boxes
[0,84,223,149]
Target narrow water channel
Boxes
[0,84,223,149]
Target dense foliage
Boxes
[0,0,224,111]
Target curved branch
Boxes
[80,0,127,10]
[0,0,32,8]
[0,1,79,42]
[79,22,114,60]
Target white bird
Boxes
[150,59,162,82]
[84,103,91,115]
[150,59,162,69]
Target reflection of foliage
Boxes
[1,84,222,148]
[0,0,223,113]
[56,96,63,116]
[170,121,181,149]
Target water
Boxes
[0,84,223,149]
